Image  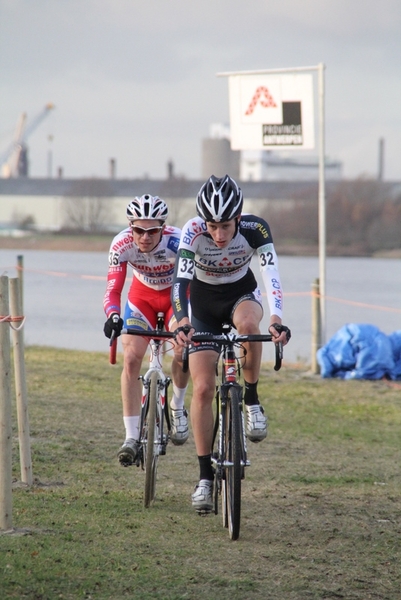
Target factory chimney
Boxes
[378,138,384,181]
[110,158,116,179]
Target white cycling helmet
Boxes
[126,194,169,221]
[196,175,243,222]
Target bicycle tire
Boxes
[221,473,228,529]
[218,395,228,528]
[144,370,159,508]
[224,384,242,540]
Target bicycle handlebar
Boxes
[190,332,283,371]
[109,331,117,365]
[117,329,283,371]
[122,328,175,339]
[120,328,189,372]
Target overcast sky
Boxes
[1,0,400,181]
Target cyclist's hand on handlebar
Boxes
[269,322,291,346]
[104,313,124,339]
[173,320,195,346]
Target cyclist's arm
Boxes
[103,261,128,317]
[171,248,195,345]
[256,243,289,345]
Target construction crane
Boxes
[0,102,55,178]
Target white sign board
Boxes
[228,73,315,150]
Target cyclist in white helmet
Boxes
[103,194,190,466]
[172,175,291,512]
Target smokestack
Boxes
[167,159,174,180]
[378,138,384,181]
[110,158,116,179]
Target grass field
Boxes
[1,347,400,599]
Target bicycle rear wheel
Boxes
[223,384,243,540]
[144,371,159,508]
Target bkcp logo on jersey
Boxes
[183,220,207,246]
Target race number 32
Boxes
[178,257,194,278]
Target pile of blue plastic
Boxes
[317,324,401,380]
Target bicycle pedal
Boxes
[196,508,213,516]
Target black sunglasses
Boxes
[131,225,163,236]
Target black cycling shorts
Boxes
[189,270,262,353]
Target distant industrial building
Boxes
[1,174,400,235]
[202,123,342,181]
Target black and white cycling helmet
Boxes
[126,194,169,221]
[196,175,243,222]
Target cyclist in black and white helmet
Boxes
[171,175,291,513]
[103,194,190,467]
[196,174,243,222]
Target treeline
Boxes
[263,179,401,255]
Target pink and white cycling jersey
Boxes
[104,225,181,317]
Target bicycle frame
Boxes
[191,328,282,540]
[212,335,248,539]
[122,313,174,507]
[138,337,171,451]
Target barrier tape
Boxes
[262,291,401,314]
[0,315,26,331]
[3,265,401,315]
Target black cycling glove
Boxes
[103,313,124,339]
[173,324,195,340]
[270,323,292,342]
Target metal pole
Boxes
[0,276,13,530]
[311,278,321,374]
[10,278,32,485]
[217,65,321,77]
[318,62,326,345]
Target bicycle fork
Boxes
[138,362,171,464]
[212,383,250,484]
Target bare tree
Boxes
[259,178,400,255]
[62,179,113,232]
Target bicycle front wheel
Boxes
[224,385,243,540]
[143,370,159,508]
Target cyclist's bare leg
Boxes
[171,341,190,390]
[188,349,217,456]
[233,300,268,442]
[121,333,149,417]
[232,300,263,384]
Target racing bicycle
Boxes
[110,313,185,508]
[191,325,283,540]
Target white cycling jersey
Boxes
[172,214,283,321]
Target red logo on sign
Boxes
[245,86,277,115]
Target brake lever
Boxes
[274,341,283,372]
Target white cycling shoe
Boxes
[192,479,213,513]
[117,438,139,467]
[170,408,189,445]
[245,404,267,442]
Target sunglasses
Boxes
[131,225,163,236]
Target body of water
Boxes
[1,249,400,365]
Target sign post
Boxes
[217,64,326,347]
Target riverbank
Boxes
[1,233,400,257]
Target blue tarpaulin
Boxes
[317,324,401,380]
